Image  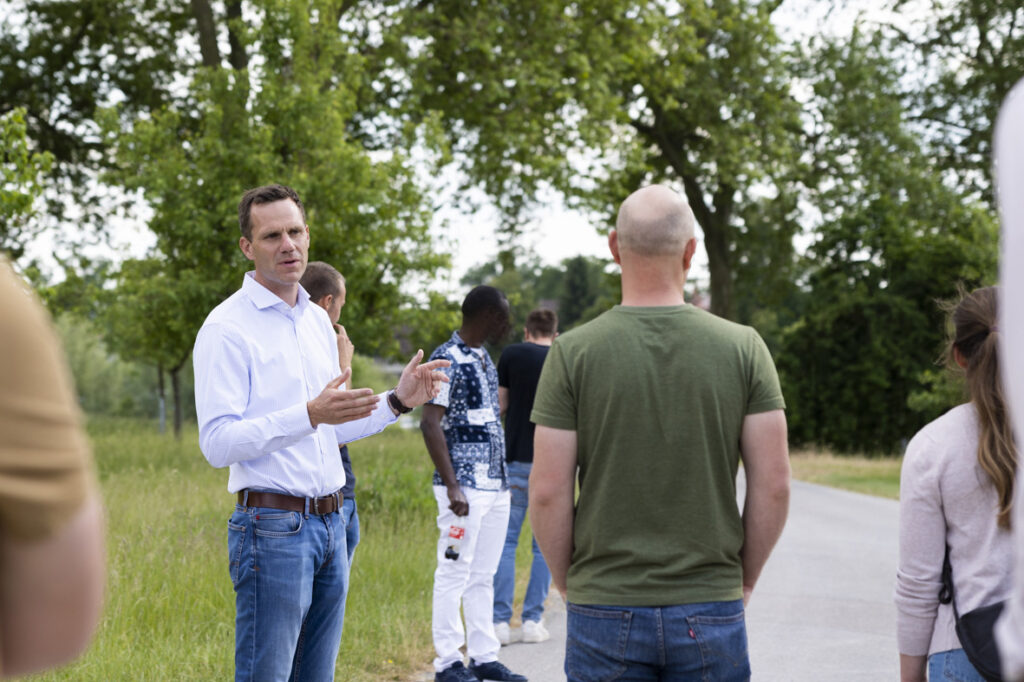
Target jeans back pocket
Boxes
[566,603,631,682]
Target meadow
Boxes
[27,417,456,681]
[31,413,903,681]
[788,449,903,500]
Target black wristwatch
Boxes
[387,389,413,414]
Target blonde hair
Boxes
[947,286,1017,528]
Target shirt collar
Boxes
[451,329,471,351]
[242,271,311,313]
[451,330,487,357]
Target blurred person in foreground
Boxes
[895,287,1016,682]
[193,184,449,681]
[420,285,527,682]
[995,76,1024,682]
[300,262,361,577]
[0,260,105,677]
[530,184,790,681]
[492,308,557,646]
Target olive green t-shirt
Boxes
[531,304,785,606]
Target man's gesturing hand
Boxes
[307,369,380,428]
[393,350,451,408]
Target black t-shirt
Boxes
[497,342,551,463]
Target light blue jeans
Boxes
[493,461,551,624]
[928,649,986,681]
[565,600,750,681]
[228,497,349,682]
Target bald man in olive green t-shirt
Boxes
[530,185,790,681]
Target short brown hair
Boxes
[300,261,344,302]
[525,308,557,337]
[238,184,306,240]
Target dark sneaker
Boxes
[436,661,478,682]
[468,659,528,682]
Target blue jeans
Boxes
[928,649,986,681]
[228,499,349,682]
[493,461,551,624]
[342,497,360,568]
[565,600,750,681]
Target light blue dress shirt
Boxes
[194,272,396,497]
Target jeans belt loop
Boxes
[242,490,250,507]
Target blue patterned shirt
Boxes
[427,331,507,491]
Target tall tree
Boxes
[359,0,804,320]
[778,28,997,453]
[0,1,191,241]
[91,0,447,433]
[894,0,1024,206]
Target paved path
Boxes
[417,478,900,681]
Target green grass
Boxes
[43,413,866,680]
[789,448,903,500]
[31,416,442,682]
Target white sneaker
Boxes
[521,620,550,643]
[494,621,511,646]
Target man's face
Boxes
[325,280,346,324]
[239,200,309,299]
[486,299,512,345]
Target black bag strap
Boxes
[937,544,954,614]
[939,543,961,621]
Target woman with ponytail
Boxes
[896,286,1017,682]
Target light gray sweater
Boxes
[895,403,1014,656]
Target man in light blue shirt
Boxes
[194,184,449,682]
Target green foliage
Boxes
[907,366,967,418]
[778,28,998,453]
[3,0,1015,457]
[461,252,619,343]
[375,0,804,319]
[0,107,53,260]
[0,1,191,238]
[75,0,451,437]
[52,315,161,418]
[894,0,1024,206]
[22,419,438,681]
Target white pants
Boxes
[432,486,511,672]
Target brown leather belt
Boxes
[237,490,341,515]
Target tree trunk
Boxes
[191,0,221,68]
[226,2,248,70]
[678,174,736,320]
[703,217,734,320]
[641,115,738,321]
[170,363,183,439]
[157,364,166,435]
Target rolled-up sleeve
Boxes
[894,431,946,655]
[194,323,315,468]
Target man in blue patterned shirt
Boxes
[420,286,527,682]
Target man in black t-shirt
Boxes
[492,308,558,645]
